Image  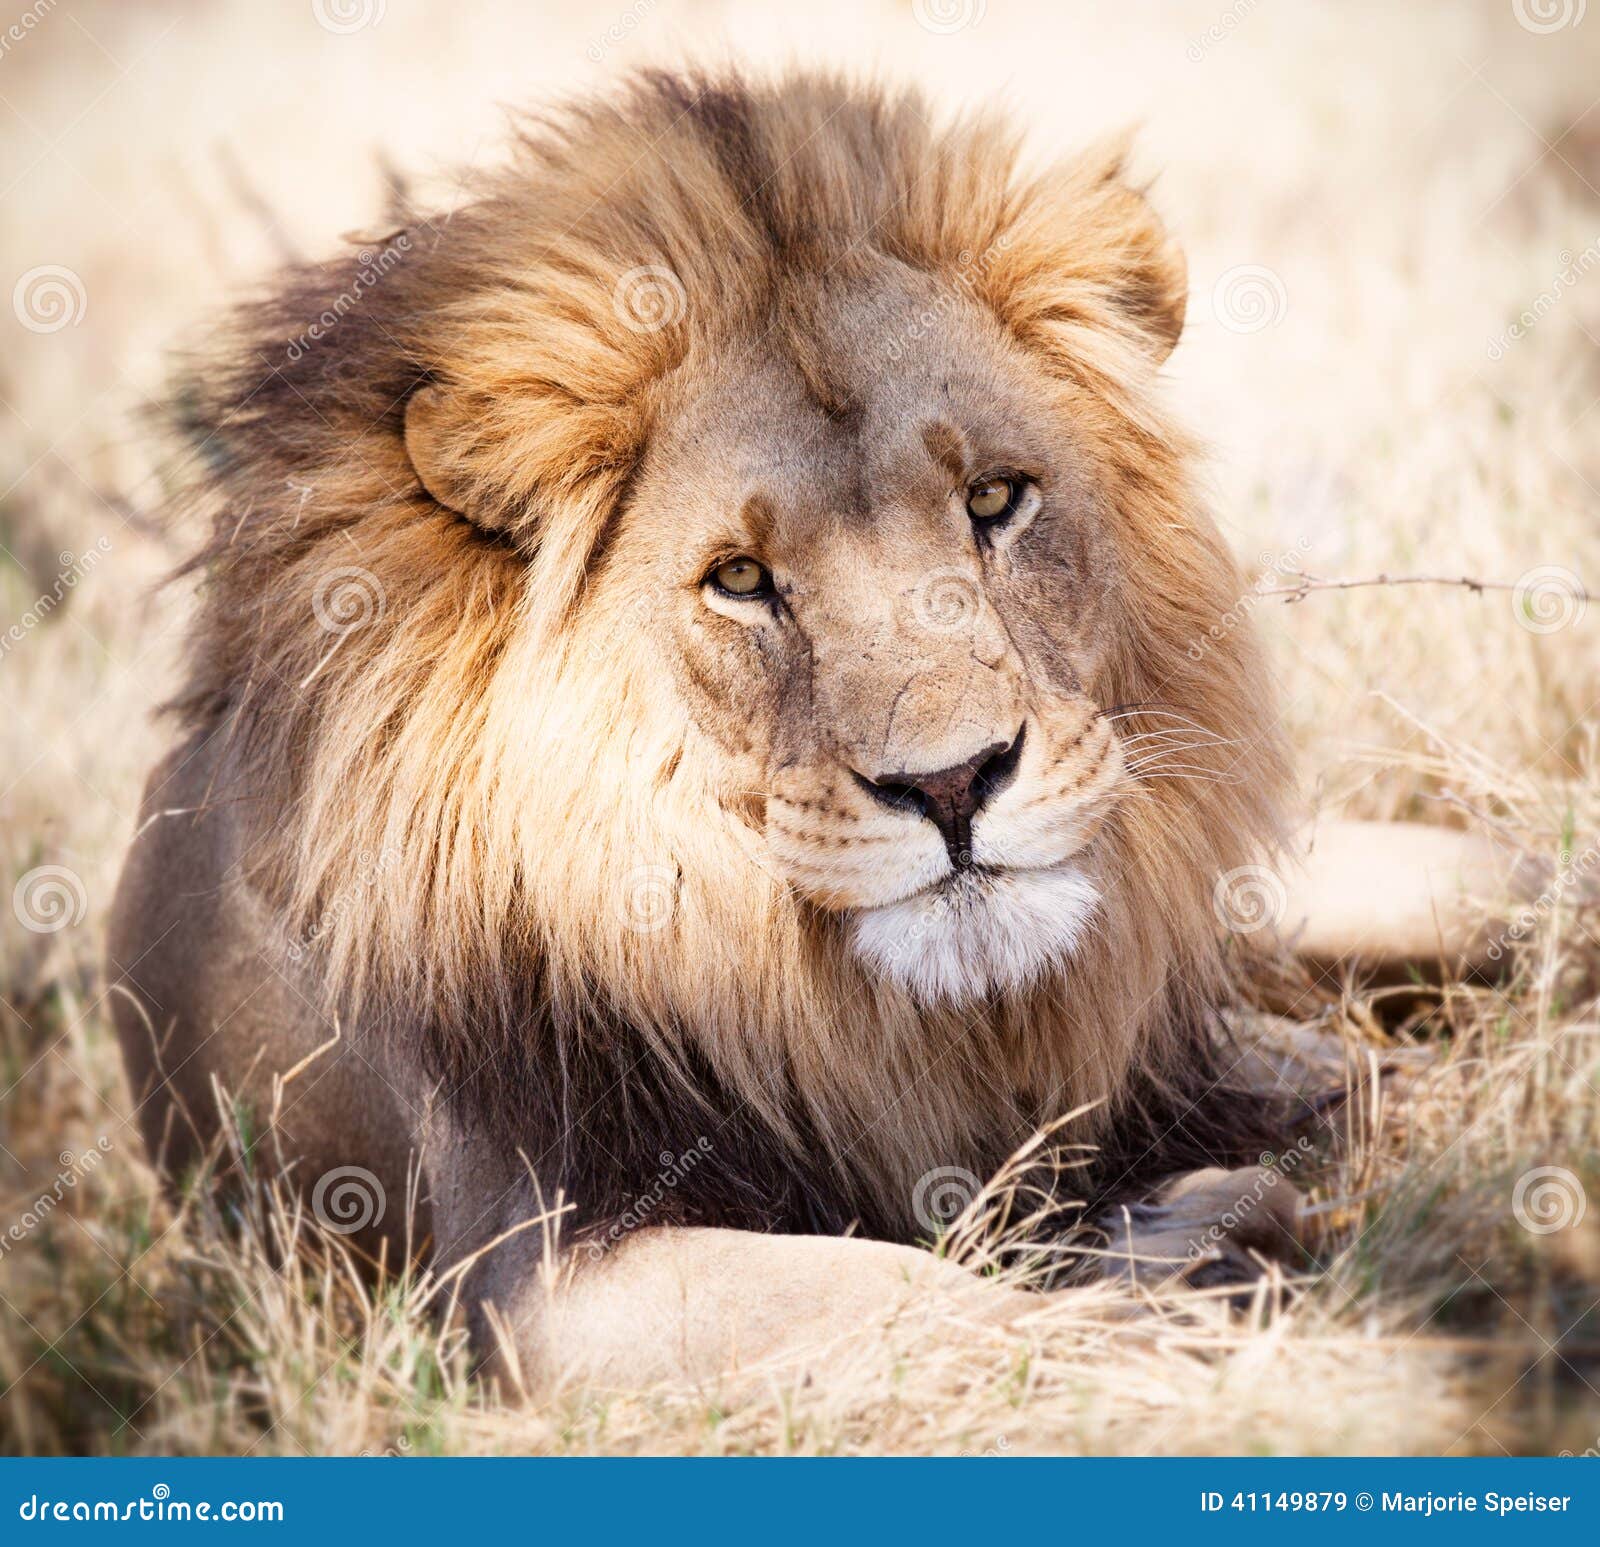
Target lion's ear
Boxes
[1073,140,1188,362]
[404,384,473,515]
[404,383,518,532]
[1123,219,1187,363]
[982,137,1189,368]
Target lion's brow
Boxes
[920,420,969,483]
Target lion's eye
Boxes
[966,477,1016,523]
[709,556,772,597]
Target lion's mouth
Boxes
[869,847,1092,913]
[847,861,1102,1005]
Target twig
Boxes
[375,147,412,227]
[214,141,302,265]
[1259,571,1590,605]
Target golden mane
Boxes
[168,69,1288,1238]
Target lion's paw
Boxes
[1098,1165,1304,1293]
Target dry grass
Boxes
[3,0,1600,1455]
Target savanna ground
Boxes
[3,0,1600,1456]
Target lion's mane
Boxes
[166,70,1290,1247]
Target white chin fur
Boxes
[848,866,1100,1006]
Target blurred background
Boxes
[2,0,1599,1455]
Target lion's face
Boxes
[586,263,1129,1003]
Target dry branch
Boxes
[1259,571,1591,605]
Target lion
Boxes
[108,69,1506,1390]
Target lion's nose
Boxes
[853,726,1026,866]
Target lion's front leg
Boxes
[415,1095,1037,1392]
[1098,1165,1306,1291]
